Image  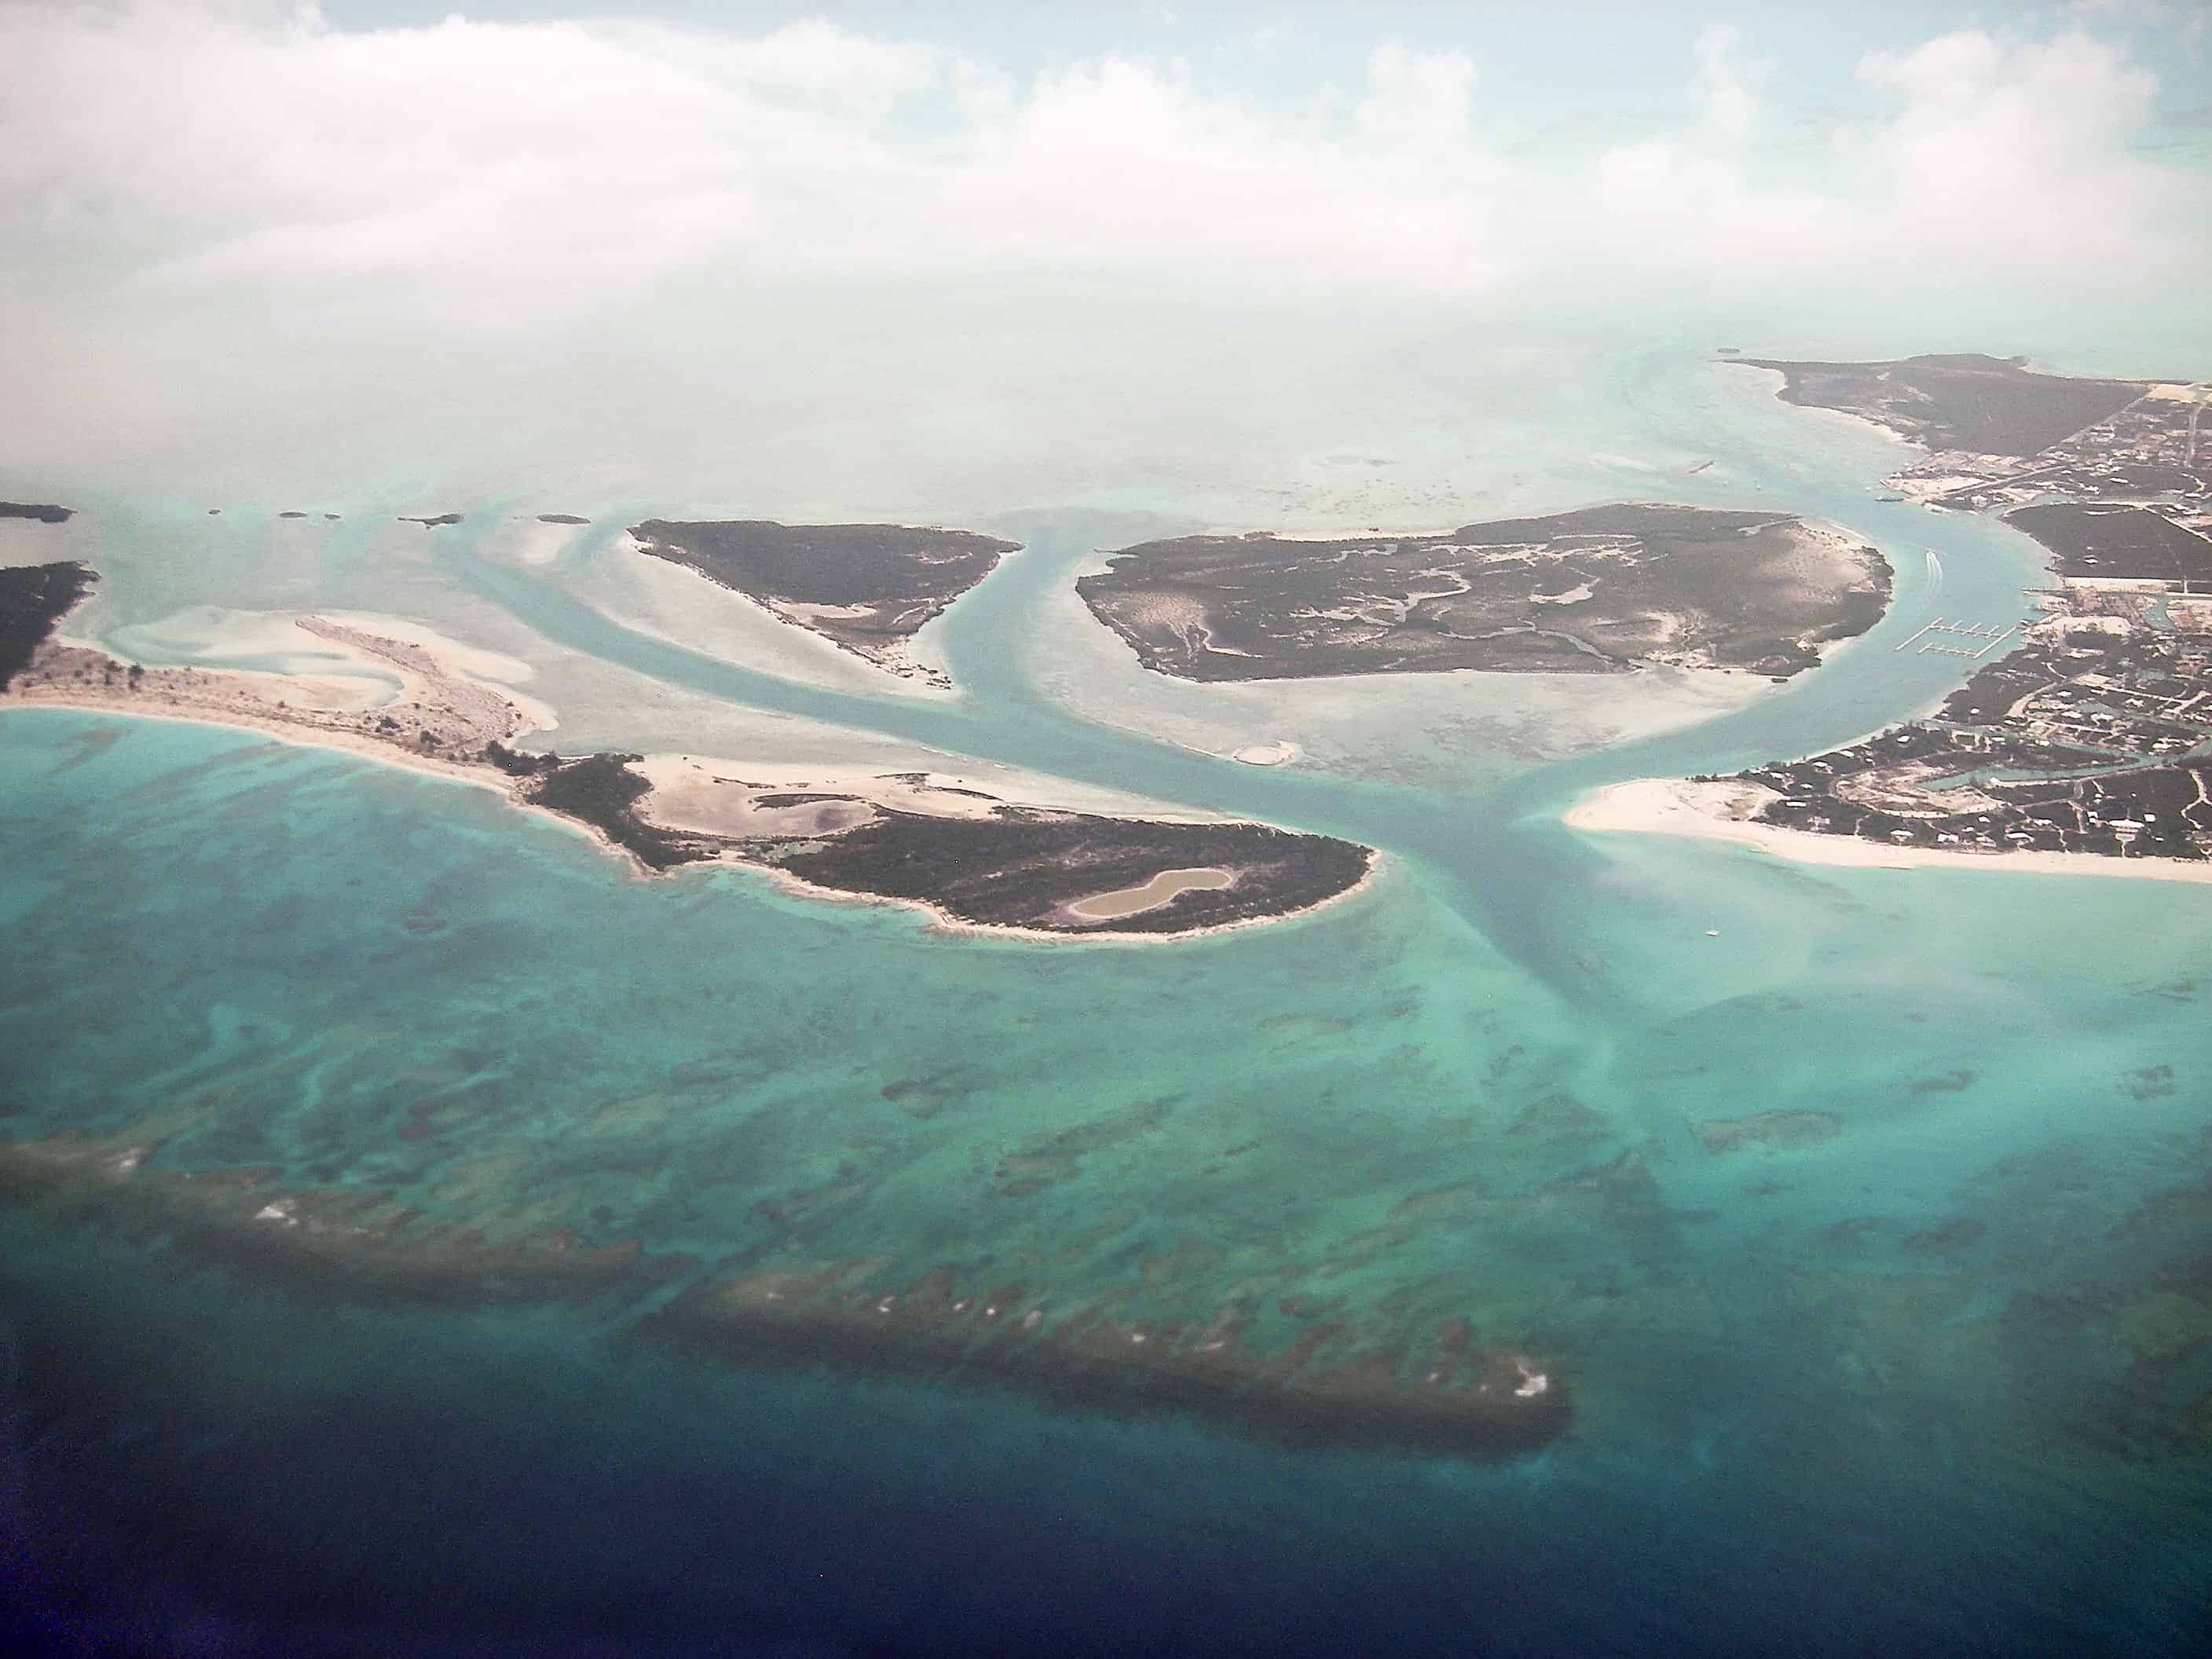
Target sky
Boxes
[2,2,2208,508]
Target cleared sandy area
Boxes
[631,753,1224,841]
[1063,867,1235,921]
[1232,741,1297,766]
[1568,776,2212,886]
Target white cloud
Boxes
[1850,29,2177,276]
[0,3,2201,331]
[1690,23,1767,143]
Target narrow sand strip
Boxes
[1568,777,2212,886]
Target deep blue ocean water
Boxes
[4,350,2211,1655]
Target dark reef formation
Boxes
[0,1130,685,1306]
[643,1260,1570,1459]
[0,561,94,689]
[1079,505,1888,681]
[0,502,74,523]
[0,1127,1568,1460]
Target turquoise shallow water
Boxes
[4,350,2212,1654]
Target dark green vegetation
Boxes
[505,749,706,871]
[1745,353,2146,457]
[0,502,73,523]
[768,810,1370,935]
[399,513,463,527]
[628,518,1016,665]
[2005,504,2212,590]
[0,562,93,689]
[537,514,591,525]
[1079,505,1889,681]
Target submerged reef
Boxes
[0,1127,1568,1459]
[644,1261,1570,1459]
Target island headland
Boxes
[628,518,1018,690]
[1077,504,1890,682]
[1,501,75,523]
[1589,356,2212,877]
[2,562,1372,939]
[1,560,96,687]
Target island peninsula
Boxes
[1577,356,2212,877]
[1078,504,1890,682]
[627,518,1016,690]
[0,561,1371,939]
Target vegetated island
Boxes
[398,512,463,528]
[1077,504,1890,682]
[1,501,74,523]
[1581,354,2212,880]
[537,513,591,525]
[0,563,1371,939]
[626,518,1017,690]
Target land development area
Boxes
[1579,354,2212,875]
[627,518,1017,689]
[0,558,1371,939]
[1078,504,1890,682]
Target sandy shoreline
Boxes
[1567,776,2212,886]
[4,683,1377,944]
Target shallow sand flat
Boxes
[474,515,588,568]
[1568,776,2212,886]
[313,610,561,732]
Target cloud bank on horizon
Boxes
[2,2,2203,328]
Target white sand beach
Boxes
[1568,776,2212,886]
